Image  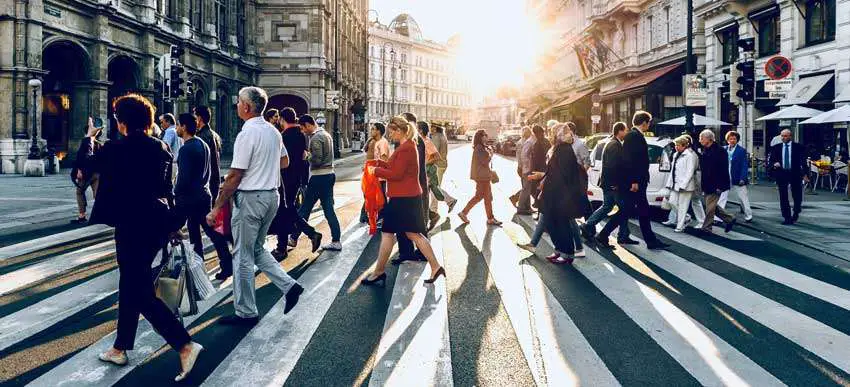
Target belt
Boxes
[236,188,277,193]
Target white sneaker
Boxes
[674,228,685,233]
[322,241,343,251]
[661,220,676,226]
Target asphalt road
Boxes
[2,142,850,386]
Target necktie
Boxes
[784,144,791,170]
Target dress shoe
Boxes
[646,240,670,250]
[447,198,458,213]
[781,219,794,225]
[98,350,128,366]
[310,233,323,252]
[792,212,800,222]
[214,272,232,281]
[271,248,287,261]
[595,235,613,248]
[724,218,737,233]
[617,238,640,245]
[218,315,259,326]
[361,272,387,287]
[284,284,304,314]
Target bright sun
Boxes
[452,3,544,99]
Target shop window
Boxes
[663,95,685,120]
[805,0,836,46]
[756,12,780,57]
[618,100,630,122]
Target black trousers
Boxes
[278,176,317,248]
[182,199,233,275]
[776,171,803,220]
[114,227,191,351]
[621,183,659,243]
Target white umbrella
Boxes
[657,114,732,126]
[755,105,823,121]
[799,105,850,124]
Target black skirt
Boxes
[381,196,426,234]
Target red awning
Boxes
[601,62,683,98]
[550,88,596,110]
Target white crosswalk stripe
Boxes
[5,194,850,386]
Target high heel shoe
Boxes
[361,272,387,287]
[424,267,446,284]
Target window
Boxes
[664,7,671,43]
[648,15,654,48]
[216,0,227,43]
[756,13,780,56]
[401,53,407,64]
[236,0,245,51]
[805,0,836,45]
[717,26,738,66]
[663,95,685,120]
[633,24,638,53]
[618,100,629,121]
[190,0,203,31]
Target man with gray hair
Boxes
[207,86,304,325]
[698,129,736,233]
[768,128,808,224]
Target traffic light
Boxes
[737,37,755,53]
[735,60,755,103]
[168,45,185,99]
[186,79,194,98]
[721,67,741,105]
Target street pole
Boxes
[332,0,341,158]
[381,49,386,118]
[684,0,695,135]
[425,85,429,122]
[28,81,42,160]
[391,52,396,118]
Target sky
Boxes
[370,0,543,98]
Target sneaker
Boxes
[661,220,676,227]
[322,241,342,251]
[309,233,323,252]
[674,228,685,233]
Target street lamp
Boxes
[390,50,398,117]
[27,79,42,160]
[684,0,694,133]
[381,42,395,119]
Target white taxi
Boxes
[586,135,674,207]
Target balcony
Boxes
[589,0,646,23]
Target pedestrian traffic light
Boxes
[722,67,741,105]
[168,45,185,99]
[737,37,755,53]
[735,60,755,103]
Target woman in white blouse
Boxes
[665,135,699,232]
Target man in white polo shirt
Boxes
[207,86,304,325]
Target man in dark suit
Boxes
[768,129,809,224]
[698,129,736,233]
[620,111,668,249]
[193,106,223,205]
[582,121,631,245]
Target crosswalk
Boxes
[3,172,850,385]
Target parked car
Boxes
[496,129,522,155]
[586,136,674,207]
[583,133,610,153]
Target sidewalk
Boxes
[726,179,850,261]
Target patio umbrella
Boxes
[657,114,732,126]
[755,105,823,121]
[799,105,850,124]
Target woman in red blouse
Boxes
[362,116,446,286]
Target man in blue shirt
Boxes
[159,113,182,156]
[175,113,234,280]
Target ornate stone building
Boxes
[367,14,472,126]
[255,0,368,150]
[0,0,262,173]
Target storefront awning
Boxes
[601,62,683,99]
[777,74,834,106]
[549,88,596,111]
[834,85,850,103]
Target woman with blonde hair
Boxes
[664,135,699,232]
[363,116,445,286]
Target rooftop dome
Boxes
[389,13,423,41]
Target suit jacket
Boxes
[724,145,749,184]
[599,138,625,190]
[768,142,807,179]
[89,134,174,232]
[196,124,222,202]
[622,128,650,185]
[700,142,731,194]
[282,125,309,186]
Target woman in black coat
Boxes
[538,128,585,264]
[89,94,203,382]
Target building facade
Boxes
[522,0,701,137]
[255,0,368,151]
[367,14,472,126]
[0,0,261,173]
[698,0,849,159]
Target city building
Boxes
[367,14,472,127]
[256,0,368,151]
[0,0,262,173]
[522,0,701,137]
[471,98,520,127]
[697,0,849,160]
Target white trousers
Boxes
[718,185,753,220]
[668,191,694,230]
[667,190,706,226]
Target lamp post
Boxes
[684,0,694,134]
[24,79,46,177]
[381,42,394,120]
[390,50,397,117]
[332,0,341,158]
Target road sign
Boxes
[591,115,601,124]
[769,92,787,99]
[765,56,792,80]
[326,90,340,110]
[764,79,793,92]
[683,74,708,107]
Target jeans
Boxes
[568,219,583,251]
[232,190,298,318]
[530,212,546,246]
[623,183,659,243]
[180,197,234,275]
[297,174,341,242]
[585,189,626,242]
[114,227,191,351]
